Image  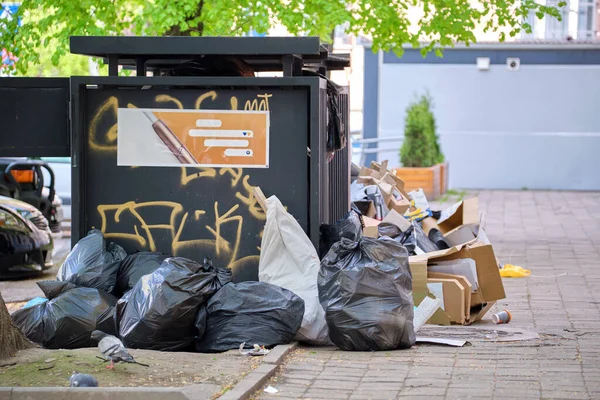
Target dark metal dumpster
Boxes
[69,36,351,281]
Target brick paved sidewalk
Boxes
[256,190,600,400]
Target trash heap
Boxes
[12,161,507,352]
[12,230,305,352]
[342,160,506,326]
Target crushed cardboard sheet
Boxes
[417,325,540,342]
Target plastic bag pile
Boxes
[12,229,305,352]
[13,190,419,353]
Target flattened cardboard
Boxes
[469,301,496,322]
[415,337,467,347]
[427,278,467,324]
[382,209,411,232]
[359,166,379,179]
[465,244,506,302]
[438,197,480,234]
[356,175,378,185]
[429,306,452,325]
[410,259,451,326]
[410,242,505,323]
[427,272,472,317]
[413,297,443,332]
[444,224,479,247]
[428,258,479,292]
[409,258,428,305]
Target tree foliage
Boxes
[1,0,566,75]
[400,92,442,168]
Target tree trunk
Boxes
[0,291,33,359]
[165,0,205,36]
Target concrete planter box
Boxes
[394,163,442,200]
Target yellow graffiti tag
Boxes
[219,168,244,187]
[98,201,184,251]
[244,93,272,111]
[180,167,217,185]
[155,94,184,109]
[235,175,266,220]
[88,96,119,151]
[195,91,217,109]
[204,202,243,262]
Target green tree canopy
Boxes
[1,0,566,75]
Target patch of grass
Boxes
[521,186,528,191]
[0,351,142,387]
[438,189,467,203]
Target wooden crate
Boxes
[393,164,442,200]
[439,162,449,195]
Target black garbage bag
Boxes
[377,223,403,240]
[318,237,415,351]
[398,222,439,255]
[195,281,305,353]
[56,229,127,294]
[302,70,346,154]
[114,252,169,297]
[319,209,362,259]
[11,280,118,349]
[117,257,232,351]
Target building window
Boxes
[521,9,538,39]
[546,0,571,39]
[577,0,596,39]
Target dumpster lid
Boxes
[70,36,350,75]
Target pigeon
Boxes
[90,330,149,370]
[69,372,98,387]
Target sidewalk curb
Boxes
[0,344,298,400]
[219,342,298,400]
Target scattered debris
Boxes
[492,310,512,324]
[239,343,270,356]
[264,385,279,394]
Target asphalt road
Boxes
[0,236,71,303]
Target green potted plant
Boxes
[394,92,447,199]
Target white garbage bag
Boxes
[258,196,329,344]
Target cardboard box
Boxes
[409,242,506,324]
[362,216,381,238]
[361,210,411,238]
[353,200,376,219]
[444,224,479,247]
[437,197,480,234]
[369,160,410,198]
[427,278,467,324]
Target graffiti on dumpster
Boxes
[87,89,276,271]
